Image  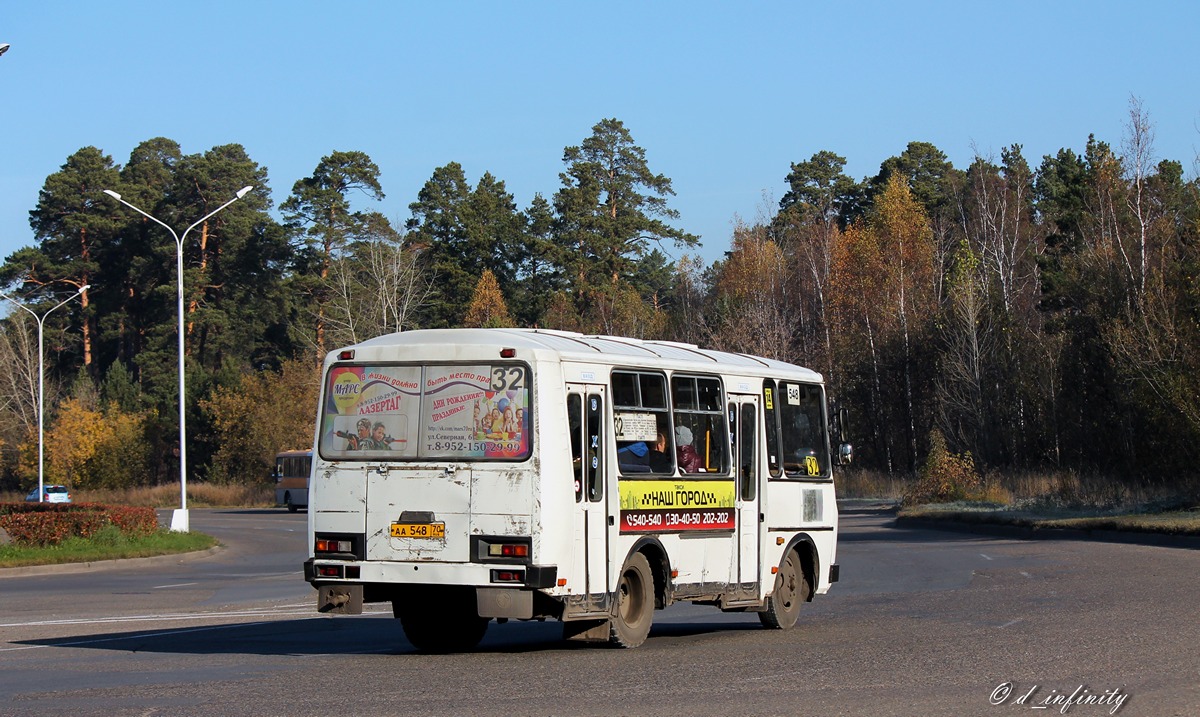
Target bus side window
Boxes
[586,394,603,502]
[569,394,583,502]
[671,375,729,474]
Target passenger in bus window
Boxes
[648,431,673,473]
[675,426,705,473]
[617,440,651,472]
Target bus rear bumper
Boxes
[304,558,558,617]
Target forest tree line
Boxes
[0,105,1197,494]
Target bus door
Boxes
[567,385,608,603]
[730,395,761,589]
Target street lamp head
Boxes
[78,284,91,294]
[236,185,254,199]
[0,43,10,58]
[103,189,122,200]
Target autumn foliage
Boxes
[200,358,321,485]
[0,502,158,546]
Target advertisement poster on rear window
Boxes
[320,364,529,461]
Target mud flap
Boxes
[476,588,533,619]
[318,584,364,614]
[563,618,610,642]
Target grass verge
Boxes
[898,503,1200,536]
[0,525,219,569]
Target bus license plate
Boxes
[391,522,445,539]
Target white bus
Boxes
[304,329,847,650]
[273,450,311,512]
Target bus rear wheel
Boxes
[759,549,809,630]
[609,553,654,648]
[394,590,490,653]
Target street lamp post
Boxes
[103,186,253,532]
[0,285,89,503]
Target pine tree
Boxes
[463,270,514,328]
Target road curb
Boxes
[0,544,225,578]
[895,515,1200,550]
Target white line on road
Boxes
[153,582,199,589]
[980,554,993,560]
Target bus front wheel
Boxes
[609,553,654,648]
[759,549,809,630]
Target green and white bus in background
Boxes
[304,329,848,650]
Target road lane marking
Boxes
[998,618,1023,629]
[153,582,199,589]
[980,553,993,560]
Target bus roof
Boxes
[348,328,824,382]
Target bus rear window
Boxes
[318,364,530,461]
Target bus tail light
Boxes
[337,350,354,360]
[488,543,529,558]
[316,538,353,553]
[473,536,532,563]
[317,564,344,578]
[491,569,524,583]
[500,348,516,358]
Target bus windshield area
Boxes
[318,363,531,461]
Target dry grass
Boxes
[835,469,908,501]
[838,467,1196,509]
[0,482,275,508]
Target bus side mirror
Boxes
[834,406,851,465]
[838,442,853,465]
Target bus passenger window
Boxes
[612,371,672,476]
[671,375,729,475]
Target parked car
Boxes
[24,485,72,503]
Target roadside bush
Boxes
[105,505,158,537]
[904,429,981,505]
[0,502,159,546]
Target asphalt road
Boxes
[0,507,1196,717]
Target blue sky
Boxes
[2,2,1197,267]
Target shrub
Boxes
[904,429,981,505]
[106,505,158,537]
[0,502,159,545]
